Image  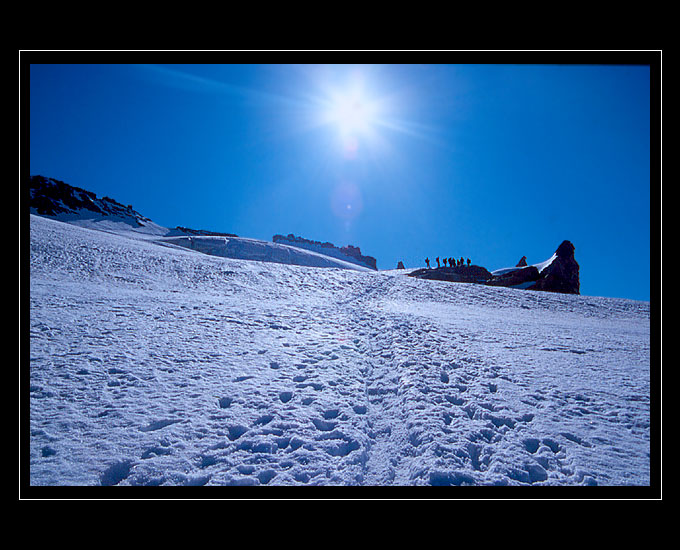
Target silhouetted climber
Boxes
[443,258,448,267]
[467,258,471,266]
[460,257,464,267]
[425,257,430,268]
[449,257,454,268]
[436,257,440,268]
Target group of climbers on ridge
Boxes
[424,256,471,269]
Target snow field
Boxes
[28,215,651,486]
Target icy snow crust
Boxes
[28,215,650,487]
[155,235,374,272]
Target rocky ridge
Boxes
[409,241,580,295]
[29,175,151,227]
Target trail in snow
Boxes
[28,215,651,486]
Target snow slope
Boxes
[33,211,372,272]
[28,214,651,487]
[154,235,374,271]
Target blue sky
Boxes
[29,62,652,301]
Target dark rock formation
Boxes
[340,244,377,270]
[408,265,493,284]
[409,241,580,295]
[173,226,238,237]
[29,175,151,227]
[516,256,528,267]
[30,175,239,238]
[526,240,580,294]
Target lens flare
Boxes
[330,181,363,221]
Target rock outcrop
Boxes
[409,241,580,295]
[30,175,239,237]
[172,226,238,237]
[408,265,493,284]
[29,175,151,227]
[525,240,580,294]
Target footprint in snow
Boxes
[279,391,294,403]
[140,419,181,432]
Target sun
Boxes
[323,84,379,139]
[305,70,399,157]
[328,92,375,137]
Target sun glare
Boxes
[327,91,376,137]
[307,69,411,158]
[321,79,381,140]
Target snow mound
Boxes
[273,234,377,270]
[155,235,373,271]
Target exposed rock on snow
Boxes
[411,241,581,295]
[30,175,152,228]
[170,226,238,238]
[408,265,493,284]
[525,240,580,295]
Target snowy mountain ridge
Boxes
[27,212,651,487]
[273,233,378,271]
[28,176,581,291]
[28,175,375,272]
